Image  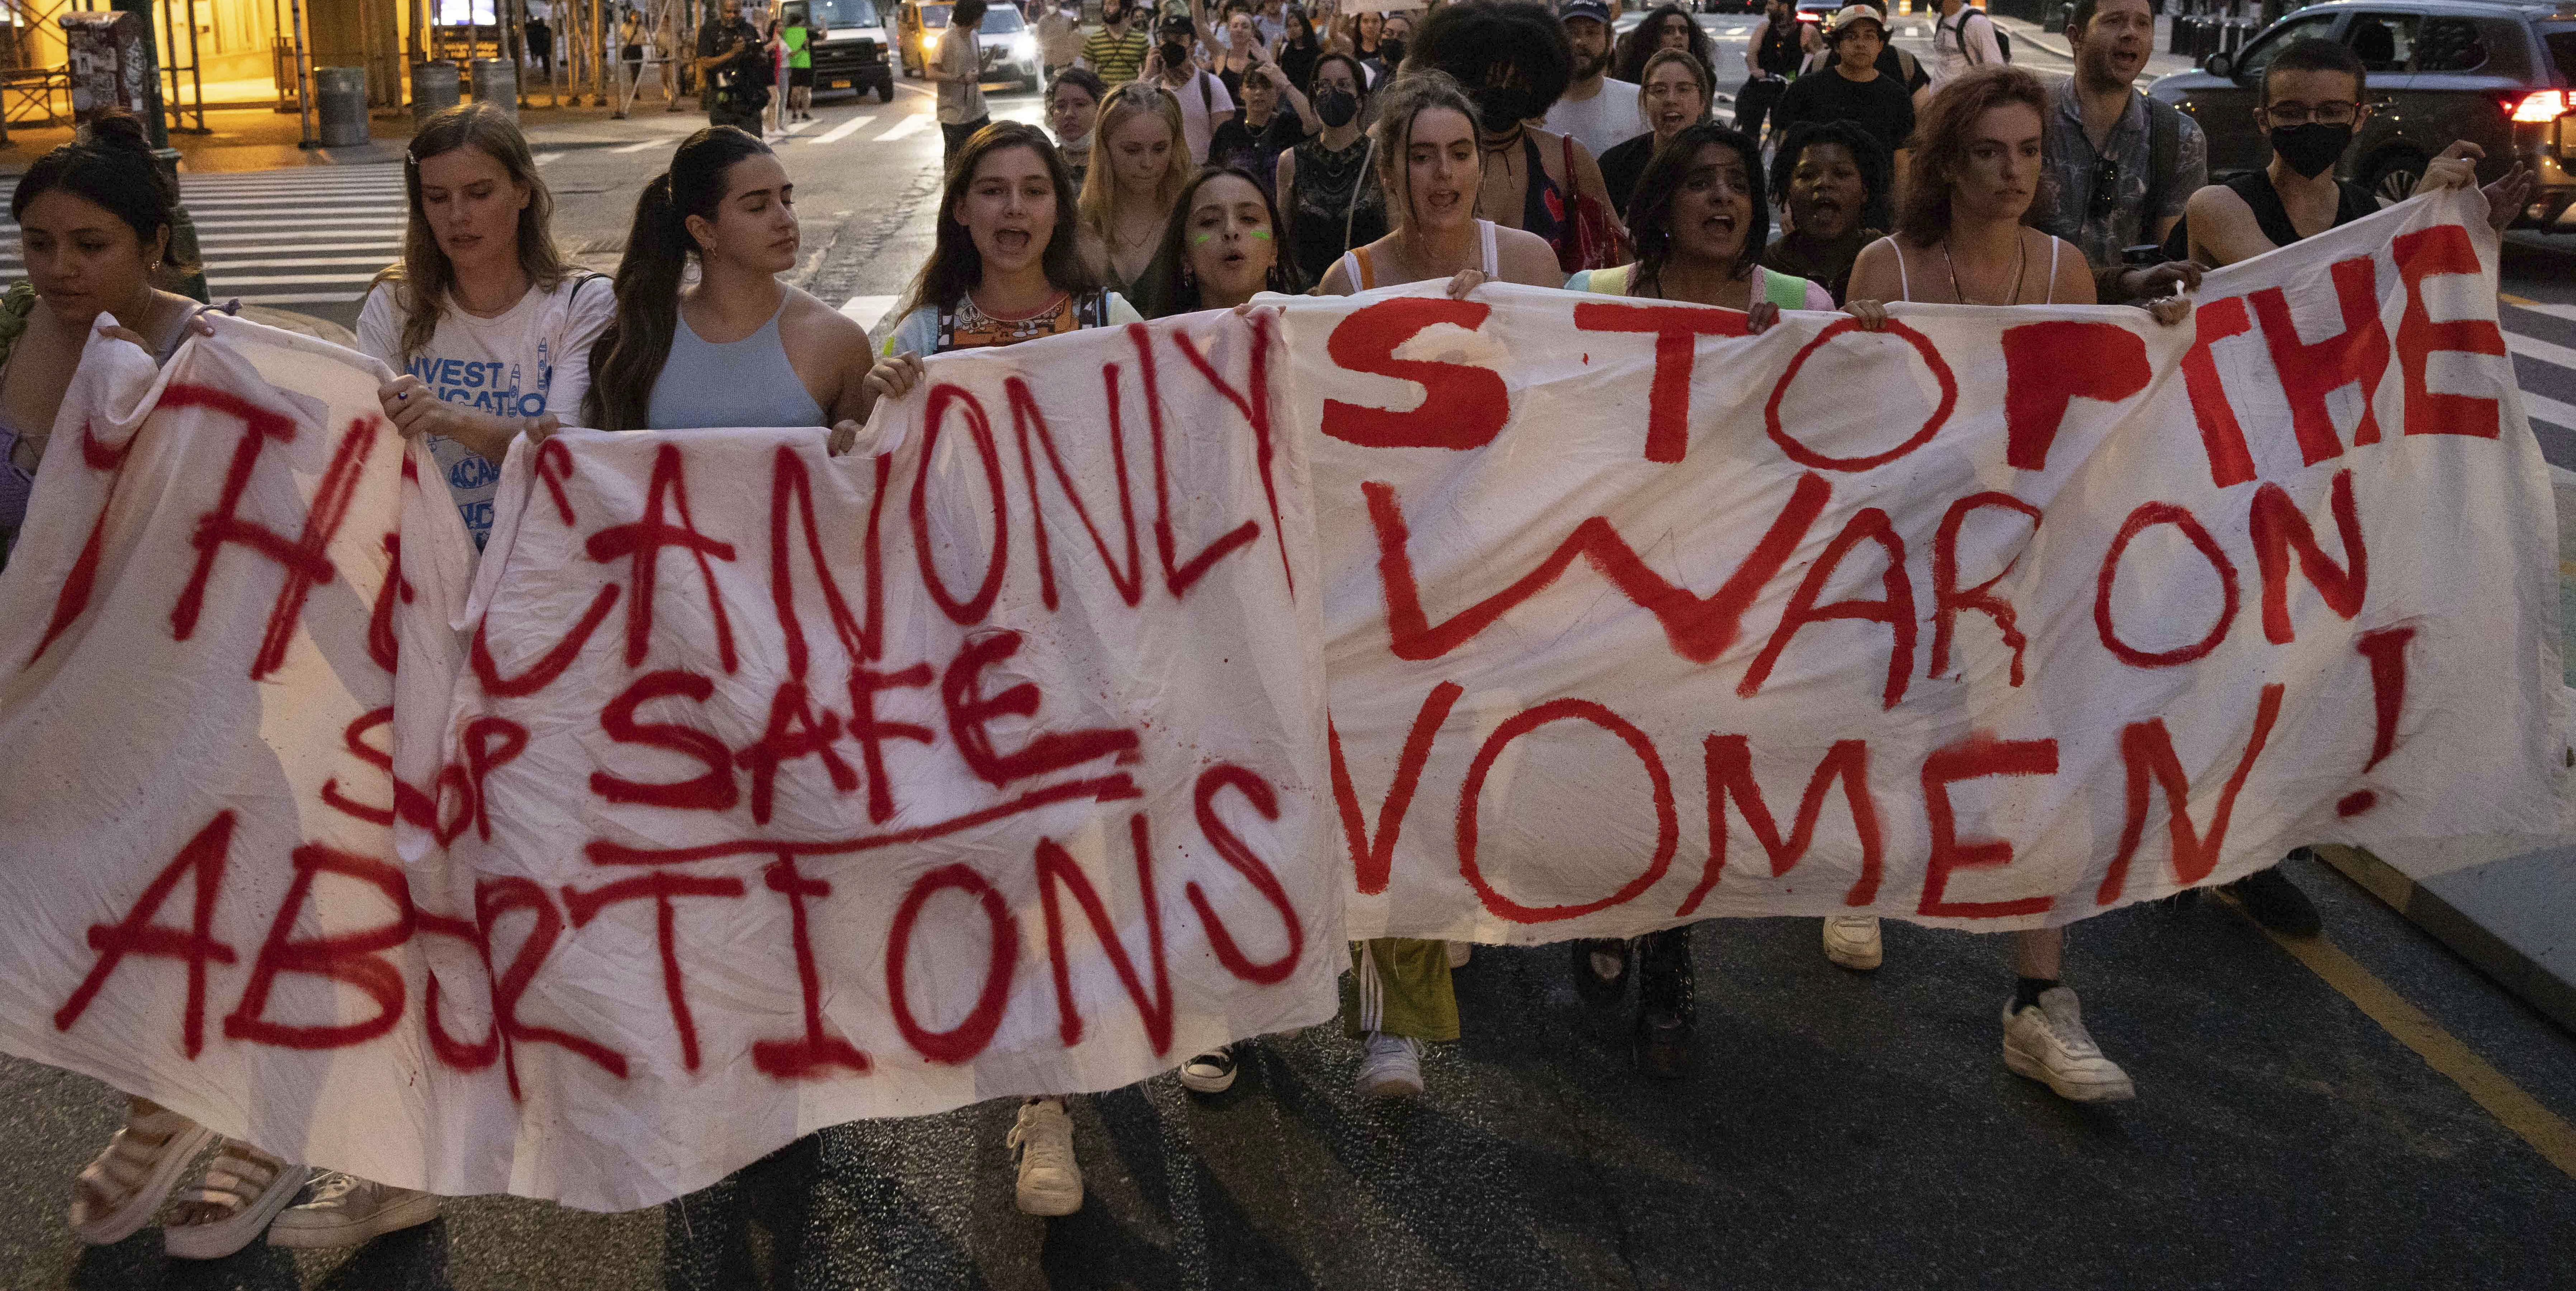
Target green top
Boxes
[1568,263,1815,310]
[782,22,812,67]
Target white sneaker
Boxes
[1178,1047,1237,1095]
[2002,986,2137,1103]
[1445,941,1472,968]
[1822,915,1883,970]
[1355,1032,1424,1099]
[1006,1099,1083,1216]
[268,1172,441,1249]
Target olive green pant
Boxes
[1340,938,1459,1042]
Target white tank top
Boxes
[1339,218,1502,291]
[1883,231,2061,304]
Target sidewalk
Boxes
[0,92,719,178]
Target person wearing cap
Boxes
[1772,4,1913,186]
[1543,0,1645,163]
[1799,0,1929,110]
[1148,10,1236,162]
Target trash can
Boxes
[412,60,460,124]
[470,57,518,118]
[314,67,369,147]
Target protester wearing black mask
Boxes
[1275,51,1382,285]
[2179,37,2528,269]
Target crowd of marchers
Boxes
[0,0,2536,1262]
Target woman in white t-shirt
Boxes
[360,103,615,550]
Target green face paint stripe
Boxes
[1192,232,1216,245]
[1249,227,1273,240]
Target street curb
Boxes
[2314,844,2576,1035]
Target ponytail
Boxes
[584,126,771,431]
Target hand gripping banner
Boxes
[0,190,2566,1208]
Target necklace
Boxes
[1942,233,2027,306]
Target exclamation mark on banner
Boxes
[2336,626,2417,816]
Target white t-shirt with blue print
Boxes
[358,273,616,549]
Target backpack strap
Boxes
[2141,95,2181,237]
[1946,10,1988,65]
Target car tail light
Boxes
[2508,90,2575,123]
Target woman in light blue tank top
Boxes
[583,126,876,437]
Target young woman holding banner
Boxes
[867,121,1142,1210]
[363,104,615,553]
[11,116,334,1265]
[2,112,220,572]
[1842,65,2190,1104]
[1316,71,1563,1099]
[1317,71,1561,300]
[1562,122,1829,1078]
[583,126,875,438]
[1133,164,1305,319]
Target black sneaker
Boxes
[1569,938,1629,1007]
[1634,1007,1690,1080]
[2222,864,2321,937]
[1178,1046,1237,1094]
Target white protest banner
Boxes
[1304,189,2573,944]
[0,309,1333,1211]
[0,192,2566,1211]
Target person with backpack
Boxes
[1774,5,1914,186]
[1142,11,1233,163]
[1798,0,1928,111]
[2036,0,2206,302]
[693,0,772,133]
[1929,0,2005,86]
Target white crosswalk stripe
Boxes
[0,163,407,308]
[2505,302,2576,437]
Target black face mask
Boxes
[1160,39,1192,70]
[1472,83,1547,134]
[1379,37,1405,67]
[2269,122,2352,179]
[1315,86,1359,127]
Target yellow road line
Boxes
[2560,560,2576,579]
[2249,911,2576,1179]
[2503,292,2539,307]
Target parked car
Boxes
[797,0,897,103]
[896,0,1043,93]
[2147,0,2574,231]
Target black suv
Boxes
[2147,0,2574,230]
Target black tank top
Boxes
[2226,169,2374,250]
[1755,17,1802,77]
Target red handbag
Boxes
[1558,134,1631,274]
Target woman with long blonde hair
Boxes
[1076,80,1195,297]
[360,103,614,550]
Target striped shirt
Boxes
[1079,27,1149,84]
